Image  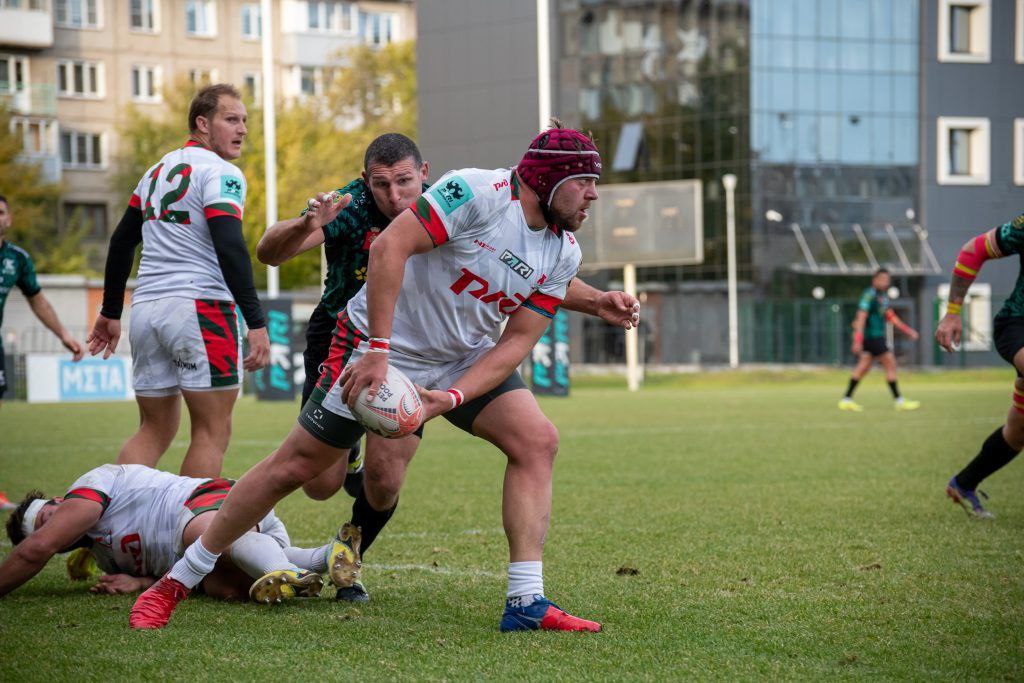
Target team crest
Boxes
[429,176,474,215]
[362,228,382,250]
[221,176,244,201]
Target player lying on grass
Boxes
[937,211,1024,518]
[130,121,639,633]
[0,464,345,602]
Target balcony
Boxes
[0,83,56,116]
[0,1,54,49]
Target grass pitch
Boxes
[1,369,1022,680]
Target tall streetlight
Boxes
[261,0,279,298]
[723,174,738,368]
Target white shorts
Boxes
[130,297,242,396]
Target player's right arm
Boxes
[937,214,1024,352]
[87,194,145,358]
[256,191,351,266]
[0,499,101,597]
[340,208,435,407]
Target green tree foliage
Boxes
[114,40,417,291]
[0,105,95,273]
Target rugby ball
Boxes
[352,365,423,438]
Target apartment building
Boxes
[0,0,414,243]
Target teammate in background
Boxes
[257,133,432,512]
[0,195,84,406]
[130,122,640,632]
[258,134,640,604]
[1,464,330,602]
[86,84,269,478]
[838,268,920,412]
[937,212,1024,518]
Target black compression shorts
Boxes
[994,315,1024,377]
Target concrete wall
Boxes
[416,0,541,176]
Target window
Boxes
[300,66,317,96]
[937,116,990,185]
[241,3,260,39]
[1017,0,1024,63]
[10,117,56,155]
[188,68,217,86]
[55,0,102,29]
[0,54,28,93]
[130,0,158,32]
[57,60,104,98]
[302,1,355,34]
[61,130,104,169]
[362,12,397,45]
[131,65,161,103]
[64,202,109,239]
[1015,118,1024,186]
[242,71,261,100]
[938,0,990,62]
[186,0,216,37]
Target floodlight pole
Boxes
[623,263,640,391]
[536,0,551,130]
[261,0,279,299]
[723,174,739,368]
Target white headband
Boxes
[21,499,48,539]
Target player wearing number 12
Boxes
[87,84,270,479]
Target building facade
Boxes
[1,0,414,248]
[417,0,1024,366]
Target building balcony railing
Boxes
[0,1,54,49]
[0,83,57,116]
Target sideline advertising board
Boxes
[27,354,134,403]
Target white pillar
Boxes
[722,174,739,368]
[261,0,279,299]
[624,263,640,391]
[536,0,551,131]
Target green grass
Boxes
[1,370,1022,680]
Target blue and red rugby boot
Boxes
[499,595,601,633]
[946,476,994,519]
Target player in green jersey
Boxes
[838,268,920,412]
[937,212,1024,518]
[0,195,83,405]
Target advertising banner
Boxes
[27,354,134,403]
[253,298,295,401]
[531,309,570,396]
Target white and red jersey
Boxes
[129,141,247,304]
[64,464,210,577]
[344,168,583,362]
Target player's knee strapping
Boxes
[1012,386,1024,414]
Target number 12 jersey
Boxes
[129,141,247,305]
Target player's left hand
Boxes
[596,291,641,330]
[415,386,453,422]
[936,313,962,352]
[244,327,270,371]
[907,329,920,341]
[86,314,121,359]
[62,333,84,362]
[89,574,154,594]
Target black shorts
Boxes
[862,337,890,357]
[302,305,337,408]
[994,315,1024,377]
[0,351,6,399]
[298,371,528,449]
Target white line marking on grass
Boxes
[368,563,502,579]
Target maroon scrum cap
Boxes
[516,128,602,207]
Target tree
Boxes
[113,40,418,292]
[0,105,95,273]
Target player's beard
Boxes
[544,202,585,233]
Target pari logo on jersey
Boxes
[500,249,534,279]
[430,176,474,215]
[450,267,527,315]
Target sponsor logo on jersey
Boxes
[450,267,527,315]
[221,176,244,202]
[2,258,15,275]
[492,178,509,191]
[474,239,496,253]
[500,249,534,279]
[430,176,474,215]
[173,357,199,371]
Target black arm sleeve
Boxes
[100,206,144,319]
[208,214,266,330]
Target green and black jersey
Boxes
[0,240,41,354]
[857,287,890,340]
[311,178,430,317]
[992,212,1024,319]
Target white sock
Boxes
[168,537,221,589]
[228,532,300,579]
[283,543,331,573]
[507,561,544,604]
